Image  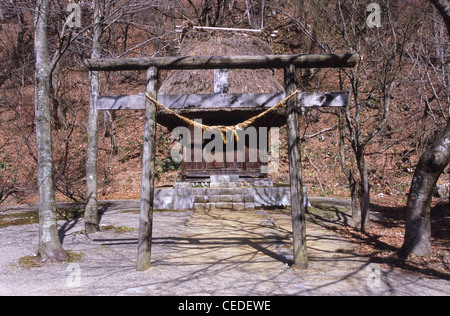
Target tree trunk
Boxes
[356,150,370,231]
[34,0,67,261]
[400,118,450,257]
[430,0,450,35]
[0,5,4,23]
[399,0,450,259]
[85,0,103,233]
[338,108,359,225]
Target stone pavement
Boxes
[0,203,449,296]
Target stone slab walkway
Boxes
[0,203,448,296]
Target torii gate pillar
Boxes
[285,64,308,269]
[136,67,158,271]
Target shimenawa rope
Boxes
[144,90,298,143]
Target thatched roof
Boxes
[159,31,283,94]
[157,30,286,129]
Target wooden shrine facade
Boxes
[84,53,358,271]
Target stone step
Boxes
[210,175,240,183]
[154,186,309,211]
[193,202,254,211]
[173,177,274,189]
[209,182,239,189]
[193,194,254,203]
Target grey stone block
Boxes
[232,203,245,211]
[210,182,238,189]
[244,195,255,202]
[155,184,310,211]
[193,195,209,203]
[211,195,234,203]
[154,189,176,209]
[215,202,233,209]
[253,178,274,187]
[210,175,239,183]
[207,188,240,195]
[194,203,207,211]
[173,182,192,189]
[193,203,216,211]
[245,202,255,209]
[189,188,208,195]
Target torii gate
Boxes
[84,53,358,271]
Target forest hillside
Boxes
[0,0,449,273]
[1,0,448,206]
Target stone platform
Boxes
[154,175,309,211]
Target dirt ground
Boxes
[0,201,449,296]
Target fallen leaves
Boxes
[334,201,449,277]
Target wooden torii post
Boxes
[84,53,358,271]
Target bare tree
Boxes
[0,137,22,204]
[32,0,100,257]
[400,122,450,257]
[0,4,4,23]
[83,0,180,231]
[278,0,412,231]
[185,0,233,26]
[182,0,267,28]
[85,0,103,233]
[399,0,450,258]
[430,0,450,34]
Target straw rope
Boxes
[144,90,298,143]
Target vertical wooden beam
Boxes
[214,68,229,93]
[284,64,308,270]
[137,67,158,271]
